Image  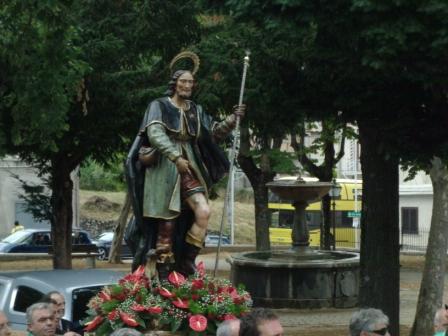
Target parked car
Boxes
[205,234,231,246]
[0,228,93,253]
[91,231,133,260]
[0,269,124,331]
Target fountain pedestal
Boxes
[230,178,360,309]
[291,200,311,250]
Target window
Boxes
[401,207,418,234]
[13,286,43,312]
[72,286,104,323]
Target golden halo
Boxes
[169,51,200,75]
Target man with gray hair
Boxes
[216,319,240,336]
[349,308,390,336]
[110,328,143,336]
[26,302,56,336]
[0,310,11,336]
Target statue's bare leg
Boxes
[178,192,210,275]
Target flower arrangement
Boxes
[83,262,252,335]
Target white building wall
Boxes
[0,156,79,238]
[0,156,45,237]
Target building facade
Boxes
[0,156,79,238]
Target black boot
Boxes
[156,262,174,281]
[177,242,201,276]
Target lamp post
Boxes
[328,179,342,251]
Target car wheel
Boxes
[97,247,107,260]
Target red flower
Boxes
[84,316,104,331]
[168,271,186,287]
[223,314,237,320]
[147,306,163,314]
[229,287,238,298]
[133,265,146,277]
[131,303,146,312]
[233,296,245,304]
[112,293,127,301]
[121,265,149,286]
[159,287,175,298]
[189,314,207,332]
[98,291,111,301]
[119,312,139,327]
[172,298,189,309]
[191,279,204,290]
[107,310,118,321]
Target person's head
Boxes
[26,302,56,336]
[434,307,448,332]
[217,318,240,336]
[46,291,65,319]
[109,328,143,336]
[14,221,19,226]
[239,308,284,336]
[165,70,194,99]
[0,311,11,336]
[38,296,61,323]
[349,308,390,336]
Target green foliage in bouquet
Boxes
[83,262,252,335]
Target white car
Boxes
[0,269,124,331]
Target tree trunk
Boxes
[358,120,400,336]
[321,194,332,250]
[109,192,132,264]
[410,157,448,336]
[238,127,274,251]
[291,120,345,251]
[50,158,74,269]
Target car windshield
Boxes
[72,285,107,323]
[1,231,31,244]
[95,232,113,241]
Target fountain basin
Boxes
[266,181,332,203]
[230,249,359,309]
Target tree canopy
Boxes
[200,1,448,334]
[0,0,200,268]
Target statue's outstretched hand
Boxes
[233,104,246,120]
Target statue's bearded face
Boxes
[175,72,194,99]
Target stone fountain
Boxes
[229,177,359,308]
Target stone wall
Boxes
[80,218,116,238]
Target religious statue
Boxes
[125,51,245,279]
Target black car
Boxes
[0,228,92,253]
[92,231,132,260]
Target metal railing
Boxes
[331,227,430,253]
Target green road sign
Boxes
[348,211,361,218]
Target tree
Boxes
[108,192,132,264]
[194,10,309,250]
[0,0,200,269]
[410,158,448,336]
[291,119,351,250]
[206,2,448,334]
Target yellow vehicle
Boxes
[269,177,362,248]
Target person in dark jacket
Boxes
[39,292,76,335]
